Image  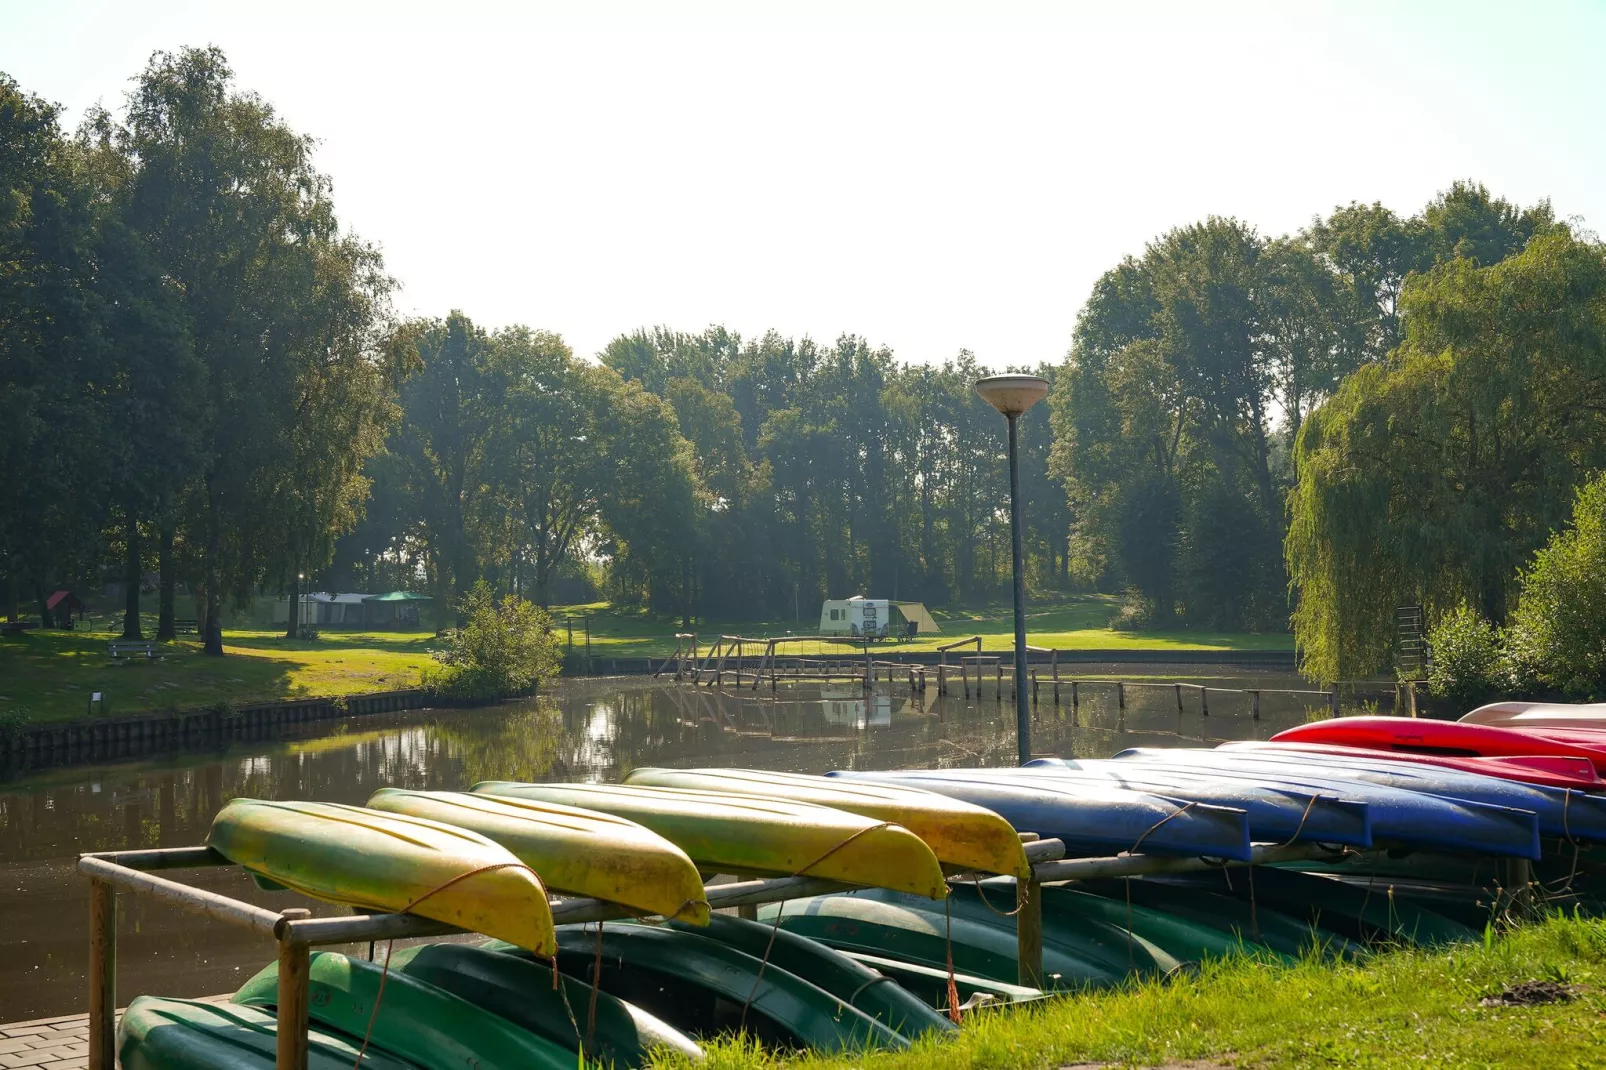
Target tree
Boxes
[118,47,395,654]
[0,76,105,626]
[1287,228,1606,680]
[1505,472,1606,696]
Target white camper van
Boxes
[818,596,940,641]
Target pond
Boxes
[0,668,1390,1020]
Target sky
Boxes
[5,0,1604,368]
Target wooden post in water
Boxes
[1329,686,1340,718]
[1199,685,1209,715]
[1249,690,1260,720]
[88,879,115,1070]
[277,908,312,1070]
[1031,669,1038,708]
[937,662,946,696]
[1017,877,1043,988]
[1175,683,1184,713]
[1116,681,1125,709]
[995,663,1003,700]
[1070,679,1078,711]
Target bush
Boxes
[1505,473,1606,697]
[423,582,563,701]
[1425,605,1504,708]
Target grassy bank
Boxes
[649,913,1605,1070]
[552,595,1294,660]
[0,622,439,724]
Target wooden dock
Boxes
[652,632,1388,718]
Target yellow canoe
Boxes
[623,767,1030,879]
[367,788,709,923]
[473,781,948,899]
[207,798,555,955]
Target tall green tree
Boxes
[118,47,395,653]
[1287,227,1606,680]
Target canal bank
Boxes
[2,648,1313,775]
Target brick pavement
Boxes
[0,997,229,1070]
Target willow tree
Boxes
[1287,228,1606,681]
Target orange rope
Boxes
[350,861,541,1069]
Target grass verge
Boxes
[648,913,1606,1069]
[0,621,439,724]
[551,595,1294,660]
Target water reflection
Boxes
[0,671,1386,1019]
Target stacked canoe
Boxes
[117,708,1606,1069]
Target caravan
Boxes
[818,596,940,641]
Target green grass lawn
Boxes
[647,913,1606,1070]
[0,618,440,725]
[551,594,1294,660]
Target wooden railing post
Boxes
[1017,876,1043,988]
[276,908,312,1070]
[88,878,116,1070]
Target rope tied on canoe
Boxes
[1127,800,1199,856]
[350,860,544,1070]
[965,872,1028,917]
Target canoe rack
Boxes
[78,839,1354,1069]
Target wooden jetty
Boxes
[654,632,1384,718]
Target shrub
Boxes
[1425,605,1504,708]
[1505,473,1606,697]
[424,582,562,700]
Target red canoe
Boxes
[1269,716,1606,775]
[1461,701,1606,730]
[1223,739,1603,790]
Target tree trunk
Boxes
[34,583,53,629]
[157,523,176,640]
[285,570,299,640]
[122,515,143,640]
[3,565,17,624]
[681,557,692,630]
[202,530,224,656]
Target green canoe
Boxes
[1158,867,1477,947]
[496,923,911,1053]
[668,913,954,1040]
[1070,878,1363,960]
[840,951,1046,1013]
[759,894,1132,989]
[234,951,577,1070]
[383,943,702,1067]
[952,879,1292,968]
[473,780,948,898]
[118,996,420,1070]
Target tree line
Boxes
[1,48,1066,651]
[8,46,1603,679]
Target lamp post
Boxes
[973,373,1051,765]
[292,571,305,641]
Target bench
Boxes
[173,619,198,635]
[108,639,161,660]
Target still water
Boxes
[0,669,1379,1020]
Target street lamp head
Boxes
[298,572,305,580]
[973,374,1050,417]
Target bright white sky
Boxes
[6,0,1603,367]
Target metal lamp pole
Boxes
[974,374,1051,766]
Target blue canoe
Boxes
[827,770,1253,860]
[1023,758,1542,860]
[1118,746,1606,843]
[844,766,1371,849]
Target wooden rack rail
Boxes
[77,837,1355,1068]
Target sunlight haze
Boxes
[6,0,1602,365]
